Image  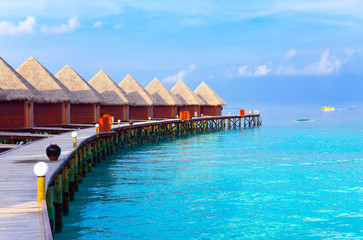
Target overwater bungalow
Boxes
[0,57,44,129]
[16,56,74,126]
[194,81,226,116]
[119,74,154,120]
[55,65,104,124]
[145,77,182,118]
[89,69,129,121]
[171,80,206,117]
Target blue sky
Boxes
[1,0,362,109]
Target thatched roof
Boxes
[55,64,104,104]
[145,78,182,106]
[0,57,44,102]
[194,81,226,106]
[170,80,206,106]
[119,74,153,106]
[16,56,74,103]
[89,69,128,105]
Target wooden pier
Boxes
[0,115,261,240]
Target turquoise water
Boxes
[58,108,362,239]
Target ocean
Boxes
[57,107,363,239]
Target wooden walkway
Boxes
[0,115,261,240]
[0,122,130,240]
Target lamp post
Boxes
[95,123,99,134]
[33,162,49,202]
[118,119,121,127]
[72,131,78,148]
[148,117,151,123]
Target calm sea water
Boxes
[57,107,363,240]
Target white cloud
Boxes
[302,49,341,75]
[285,49,297,59]
[254,65,271,76]
[40,17,80,34]
[236,64,270,77]
[162,64,196,83]
[237,65,248,76]
[208,75,214,79]
[0,16,36,36]
[232,49,349,78]
[93,21,102,28]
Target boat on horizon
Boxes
[322,106,335,111]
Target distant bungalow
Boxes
[55,65,104,124]
[171,80,206,117]
[119,74,154,120]
[0,56,227,129]
[0,57,44,129]
[17,56,74,126]
[89,69,129,121]
[194,81,226,116]
[145,78,182,118]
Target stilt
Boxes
[54,173,62,233]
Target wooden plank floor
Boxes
[0,122,134,240]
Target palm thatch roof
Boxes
[119,74,153,106]
[16,56,74,103]
[145,78,182,106]
[194,81,226,106]
[170,80,206,106]
[88,69,128,105]
[0,57,43,102]
[55,64,104,104]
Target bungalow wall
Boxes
[34,103,64,126]
[153,106,174,118]
[100,105,126,121]
[71,103,97,124]
[200,106,221,116]
[0,101,27,129]
[129,106,150,120]
[177,105,199,117]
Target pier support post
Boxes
[74,151,80,190]
[82,147,87,177]
[69,158,75,201]
[115,132,119,152]
[62,167,69,216]
[97,138,101,163]
[106,138,110,156]
[87,143,92,172]
[101,138,106,159]
[46,185,55,235]
[110,136,114,154]
[92,141,97,166]
[54,173,63,233]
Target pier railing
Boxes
[44,114,261,238]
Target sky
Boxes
[0,0,362,109]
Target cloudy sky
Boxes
[1,0,362,108]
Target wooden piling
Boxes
[87,143,92,172]
[82,147,87,177]
[62,167,69,216]
[69,158,75,201]
[74,151,80,190]
[92,141,97,167]
[97,138,101,163]
[54,173,63,233]
[46,185,55,235]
